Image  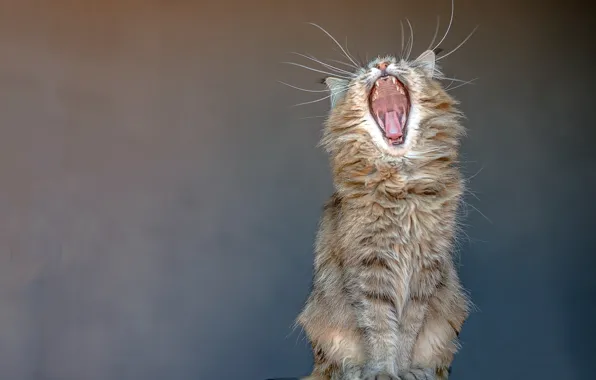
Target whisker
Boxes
[291,94,332,107]
[400,20,405,57]
[465,202,492,224]
[281,61,352,79]
[354,52,367,67]
[297,115,328,120]
[344,37,361,68]
[427,16,441,51]
[433,0,455,50]
[328,58,357,69]
[437,25,479,61]
[440,76,474,83]
[446,78,477,91]
[405,18,414,60]
[307,22,360,68]
[278,81,329,93]
[331,47,364,67]
[450,77,477,87]
[444,79,456,89]
[289,52,354,75]
[464,187,481,202]
[465,166,484,182]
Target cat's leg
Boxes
[346,281,400,378]
[331,362,362,380]
[299,320,401,380]
[408,270,470,380]
[389,300,434,380]
[344,259,422,380]
[301,327,367,380]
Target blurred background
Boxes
[1,1,594,379]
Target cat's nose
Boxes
[377,62,388,70]
[377,62,389,76]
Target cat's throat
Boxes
[370,76,410,146]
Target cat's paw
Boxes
[363,373,399,380]
[396,367,434,380]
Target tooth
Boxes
[375,81,380,87]
[391,77,396,84]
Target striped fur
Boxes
[296,53,471,380]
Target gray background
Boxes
[0,1,594,379]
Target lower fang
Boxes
[389,137,403,145]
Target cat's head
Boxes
[320,50,465,164]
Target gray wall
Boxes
[1,1,594,379]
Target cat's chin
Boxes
[362,113,410,157]
[380,140,409,157]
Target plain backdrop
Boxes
[0,1,594,379]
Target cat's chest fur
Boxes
[337,181,457,300]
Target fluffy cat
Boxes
[292,21,473,380]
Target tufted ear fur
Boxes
[324,77,350,108]
[415,50,436,77]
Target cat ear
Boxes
[324,77,350,108]
[415,50,436,77]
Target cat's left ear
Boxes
[323,77,350,108]
[415,50,436,77]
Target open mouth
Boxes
[369,75,410,146]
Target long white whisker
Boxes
[330,46,362,68]
[297,115,327,120]
[281,62,352,79]
[433,0,454,50]
[307,22,360,67]
[406,18,414,60]
[464,187,481,202]
[278,81,329,93]
[446,77,477,88]
[289,52,354,75]
[446,78,477,91]
[466,166,484,181]
[344,36,360,68]
[291,94,332,107]
[466,202,492,224]
[400,20,405,57]
[427,16,441,50]
[440,77,474,83]
[437,25,479,61]
[332,47,362,67]
[328,58,357,69]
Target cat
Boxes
[290,16,474,380]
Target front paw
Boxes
[363,373,399,380]
[396,368,434,380]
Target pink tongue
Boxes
[384,111,403,139]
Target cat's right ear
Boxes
[415,50,437,77]
[323,77,350,108]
